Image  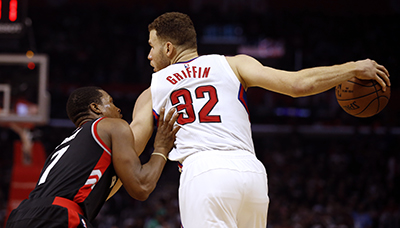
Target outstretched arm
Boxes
[100,108,179,201]
[227,55,390,97]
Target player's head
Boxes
[148,12,197,72]
[67,86,122,127]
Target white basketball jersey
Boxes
[151,54,255,161]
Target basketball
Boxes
[335,77,390,118]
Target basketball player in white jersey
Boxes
[130,12,391,228]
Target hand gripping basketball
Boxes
[335,77,390,117]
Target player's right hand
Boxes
[355,59,391,91]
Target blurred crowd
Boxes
[89,132,400,228]
[1,127,399,228]
[1,0,400,227]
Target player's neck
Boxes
[172,49,198,64]
[77,117,97,128]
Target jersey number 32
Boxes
[170,85,221,125]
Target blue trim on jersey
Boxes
[152,109,159,127]
[174,56,200,65]
[238,84,249,115]
[177,161,183,173]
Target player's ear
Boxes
[89,103,102,115]
[165,42,174,57]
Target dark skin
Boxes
[79,90,180,201]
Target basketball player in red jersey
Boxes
[6,86,180,228]
[130,12,391,228]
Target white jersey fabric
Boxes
[151,55,269,228]
[151,54,255,162]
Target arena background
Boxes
[0,0,399,227]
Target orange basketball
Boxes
[335,78,390,118]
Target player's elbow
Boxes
[136,185,156,201]
[127,183,155,201]
[133,192,150,201]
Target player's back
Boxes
[29,118,117,221]
[151,54,255,162]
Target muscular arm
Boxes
[227,55,390,97]
[130,88,154,155]
[99,108,179,201]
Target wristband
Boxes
[152,152,167,161]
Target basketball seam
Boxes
[348,80,377,87]
[336,79,389,117]
[372,83,380,114]
[355,96,389,117]
[354,96,380,116]
[336,89,382,101]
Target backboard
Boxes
[0,54,50,125]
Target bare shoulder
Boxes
[99,117,128,125]
[226,54,254,64]
[134,87,152,110]
[225,54,258,88]
[98,118,131,134]
[132,87,152,118]
[139,87,151,100]
[95,118,133,148]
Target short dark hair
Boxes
[148,12,197,50]
[66,86,103,126]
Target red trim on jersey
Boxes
[52,197,83,228]
[93,117,111,153]
[73,118,112,204]
[73,150,111,203]
[53,196,83,215]
[68,212,81,228]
